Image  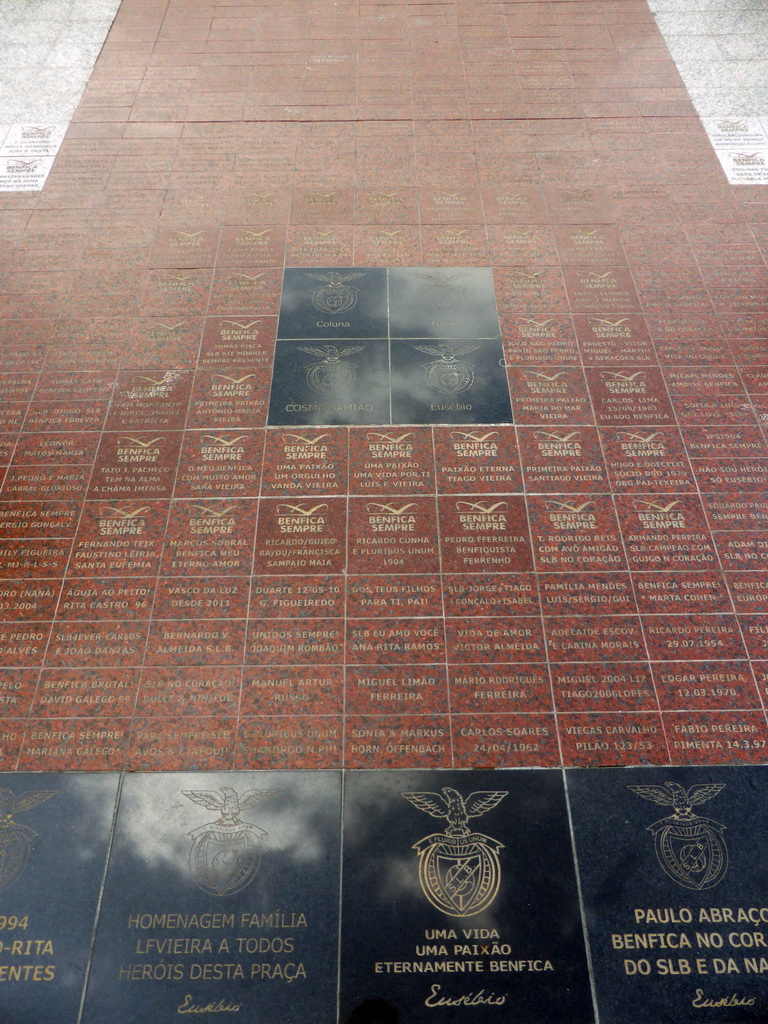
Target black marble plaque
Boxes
[81,771,342,1024]
[0,773,119,1024]
[271,268,511,427]
[268,338,390,425]
[388,268,501,340]
[339,769,594,1024]
[277,268,388,340]
[567,765,768,1024]
[390,339,512,424]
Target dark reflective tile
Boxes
[390,340,512,424]
[268,339,390,425]
[389,267,500,340]
[0,773,119,1023]
[567,765,768,1024]
[81,771,342,1024]
[340,769,594,1024]
[277,268,388,340]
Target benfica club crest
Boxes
[183,787,274,896]
[414,344,479,395]
[413,270,468,314]
[629,782,728,890]
[403,788,507,917]
[307,271,366,315]
[0,788,55,890]
[298,345,366,394]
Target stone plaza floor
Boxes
[1,0,768,1018]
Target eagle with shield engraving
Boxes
[628,781,729,890]
[183,787,274,896]
[0,789,55,890]
[402,787,507,917]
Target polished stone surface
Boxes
[0,0,767,1016]
[567,765,768,1023]
[81,772,342,1023]
[0,774,119,1024]
[269,339,391,425]
[388,268,501,340]
[1,767,768,1021]
[390,340,511,424]
[278,268,389,341]
[271,268,509,425]
[340,769,594,1024]
[0,0,767,775]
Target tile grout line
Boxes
[75,770,124,1024]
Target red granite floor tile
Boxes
[217,225,287,268]
[507,366,594,424]
[33,667,140,718]
[501,313,580,365]
[452,712,560,767]
[551,663,656,714]
[518,425,609,492]
[558,711,668,765]
[207,267,282,315]
[488,224,559,265]
[494,265,569,313]
[663,710,768,764]
[2,0,767,777]
[350,187,416,225]
[187,372,269,429]
[18,717,130,770]
[235,715,342,768]
[127,714,236,769]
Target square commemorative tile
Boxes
[81,772,342,1024]
[390,339,511,425]
[0,124,68,158]
[567,765,768,1024]
[388,267,500,340]
[339,769,594,1024]
[268,339,390,426]
[277,268,388,341]
[0,156,55,192]
[0,773,119,1024]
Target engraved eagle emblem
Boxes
[182,788,274,896]
[414,344,479,395]
[628,781,725,819]
[306,271,366,314]
[402,788,507,837]
[629,782,729,890]
[403,789,508,916]
[0,789,55,890]
[298,345,366,394]
[183,786,273,825]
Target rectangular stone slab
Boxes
[277,268,388,340]
[0,773,119,1023]
[339,768,595,1024]
[390,338,512,424]
[268,338,391,425]
[566,765,768,1023]
[388,268,501,340]
[81,771,342,1024]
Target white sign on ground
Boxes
[701,116,768,149]
[0,155,55,192]
[715,147,768,184]
[1,124,68,158]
